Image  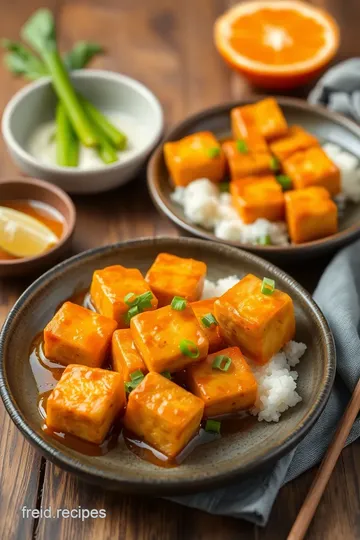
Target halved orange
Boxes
[214,0,340,89]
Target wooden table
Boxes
[0,1,359,538]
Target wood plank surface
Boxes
[0,1,359,539]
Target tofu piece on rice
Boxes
[283,146,341,196]
[230,175,285,224]
[124,372,204,458]
[44,302,117,368]
[130,304,209,373]
[90,265,158,328]
[46,365,125,444]
[145,253,206,307]
[187,346,258,417]
[214,274,295,365]
[222,140,272,181]
[285,186,338,244]
[269,125,319,162]
[163,131,226,187]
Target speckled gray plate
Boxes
[148,97,360,261]
[0,237,335,494]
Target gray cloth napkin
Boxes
[170,239,360,525]
[308,58,360,121]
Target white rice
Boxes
[171,178,289,245]
[201,277,307,423]
[170,143,360,244]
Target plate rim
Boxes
[0,236,336,494]
[147,96,360,258]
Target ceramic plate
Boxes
[0,238,335,494]
[148,97,360,261]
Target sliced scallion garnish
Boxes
[256,234,271,246]
[179,339,200,359]
[219,181,230,193]
[207,147,220,158]
[212,355,232,371]
[201,313,218,328]
[171,296,187,311]
[205,419,221,434]
[275,174,292,190]
[261,277,275,295]
[124,291,154,324]
[270,156,280,172]
[161,371,172,380]
[236,139,248,154]
[125,370,145,393]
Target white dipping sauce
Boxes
[27,112,151,170]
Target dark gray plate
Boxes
[148,97,360,261]
[0,238,335,494]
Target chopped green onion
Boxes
[261,277,275,295]
[161,371,172,380]
[207,147,220,158]
[205,419,221,434]
[276,174,292,190]
[201,313,218,328]
[219,182,230,193]
[125,370,145,393]
[179,339,200,359]
[124,291,154,323]
[130,370,144,382]
[171,296,187,311]
[270,156,280,172]
[124,292,136,305]
[236,139,248,154]
[212,355,232,371]
[124,305,140,324]
[256,234,271,246]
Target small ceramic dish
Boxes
[148,97,360,261]
[0,177,76,277]
[0,237,335,493]
[2,70,164,194]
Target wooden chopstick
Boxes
[287,377,360,540]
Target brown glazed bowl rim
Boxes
[0,177,76,266]
[147,96,360,257]
[0,237,336,494]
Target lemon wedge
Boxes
[0,206,59,258]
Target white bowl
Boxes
[2,70,164,194]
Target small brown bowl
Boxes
[0,177,76,277]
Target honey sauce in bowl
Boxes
[0,199,65,260]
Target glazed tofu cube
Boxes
[214,274,295,364]
[285,187,338,244]
[187,346,258,417]
[222,140,272,181]
[44,302,117,368]
[230,175,285,224]
[112,329,147,381]
[231,105,268,152]
[130,304,209,373]
[145,253,207,307]
[124,372,204,458]
[163,131,226,187]
[190,297,226,353]
[269,125,319,162]
[283,146,341,196]
[46,365,125,444]
[90,265,158,328]
[252,98,288,140]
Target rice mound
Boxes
[201,278,307,423]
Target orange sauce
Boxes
[29,288,256,466]
[0,199,64,260]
